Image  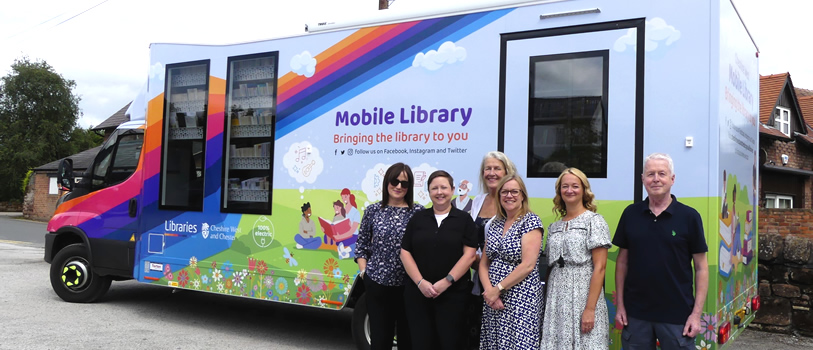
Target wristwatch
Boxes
[497,283,506,295]
[445,274,455,283]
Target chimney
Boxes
[379,0,388,10]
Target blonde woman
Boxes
[542,168,610,349]
[479,174,543,349]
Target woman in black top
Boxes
[356,162,423,350]
[401,170,478,350]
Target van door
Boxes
[500,19,645,202]
[84,127,145,277]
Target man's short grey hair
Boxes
[644,152,674,174]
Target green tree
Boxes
[67,126,104,155]
[0,57,82,201]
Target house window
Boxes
[774,107,791,136]
[49,177,59,195]
[765,194,793,208]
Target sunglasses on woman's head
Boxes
[389,178,410,188]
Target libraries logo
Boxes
[201,223,209,239]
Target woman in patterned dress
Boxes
[479,174,544,349]
[355,162,424,350]
[541,168,610,349]
[466,152,518,348]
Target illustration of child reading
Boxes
[321,200,346,246]
[742,210,755,265]
[335,189,361,259]
[319,199,357,259]
[719,186,742,278]
[294,203,322,250]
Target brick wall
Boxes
[0,201,22,212]
[23,172,60,221]
[754,208,813,335]
[762,139,813,209]
[763,139,813,170]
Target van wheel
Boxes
[49,244,111,303]
[352,293,372,350]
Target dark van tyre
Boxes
[49,244,111,303]
[351,293,372,350]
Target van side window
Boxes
[527,50,609,178]
[91,130,144,191]
[221,52,278,214]
[160,60,210,211]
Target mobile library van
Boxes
[46,0,759,348]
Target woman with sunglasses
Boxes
[355,162,424,350]
[542,168,610,349]
[400,170,477,349]
[479,174,544,349]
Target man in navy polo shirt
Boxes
[613,153,709,350]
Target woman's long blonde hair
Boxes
[552,167,597,218]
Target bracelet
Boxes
[417,278,424,287]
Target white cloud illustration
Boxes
[614,17,680,53]
[411,163,438,206]
[282,141,324,183]
[150,62,164,81]
[412,41,467,71]
[290,51,317,77]
[361,163,391,204]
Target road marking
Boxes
[0,239,43,248]
[0,239,30,245]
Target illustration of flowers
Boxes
[158,252,355,308]
[700,313,717,343]
[275,277,289,294]
[177,269,190,287]
[295,269,307,286]
[222,261,234,278]
[297,284,312,304]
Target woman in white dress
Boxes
[542,168,610,350]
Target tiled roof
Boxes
[797,87,813,97]
[34,145,102,172]
[799,95,813,127]
[759,123,791,140]
[91,102,131,131]
[760,73,789,124]
[797,128,813,146]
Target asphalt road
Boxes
[0,212,46,247]
[0,241,357,350]
[1,213,812,349]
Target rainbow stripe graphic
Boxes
[275,9,510,138]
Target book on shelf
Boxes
[238,176,269,190]
[235,113,273,126]
[232,82,272,98]
[230,142,271,157]
[228,178,241,190]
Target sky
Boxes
[1,0,810,128]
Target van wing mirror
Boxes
[57,158,74,191]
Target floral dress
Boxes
[480,212,544,350]
[541,211,611,350]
